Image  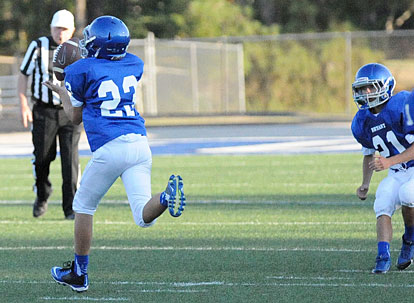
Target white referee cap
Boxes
[50,9,75,30]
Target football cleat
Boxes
[372,254,391,274]
[33,198,47,218]
[397,235,414,270]
[161,175,186,217]
[51,261,89,292]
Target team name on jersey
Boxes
[371,123,386,133]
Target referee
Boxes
[17,9,81,220]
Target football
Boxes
[53,37,81,81]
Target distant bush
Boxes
[244,35,384,114]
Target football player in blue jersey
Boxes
[43,16,186,292]
[351,63,414,274]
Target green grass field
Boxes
[1,154,413,302]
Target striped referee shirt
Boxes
[20,36,61,106]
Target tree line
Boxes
[2,0,414,55]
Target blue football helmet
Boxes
[352,63,396,110]
[79,16,130,60]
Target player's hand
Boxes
[42,80,66,94]
[20,103,32,128]
[369,155,390,172]
[356,184,369,200]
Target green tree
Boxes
[247,0,414,32]
[0,0,74,54]
[124,0,191,38]
[178,0,275,37]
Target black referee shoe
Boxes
[33,198,47,217]
[65,213,75,220]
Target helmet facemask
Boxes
[352,76,394,110]
[79,26,98,58]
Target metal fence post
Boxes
[345,31,352,115]
[190,42,200,113]
[237,43,246,113]
[144,32,158,115]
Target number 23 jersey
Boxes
[352,90,414,169]
[64,53,146,152]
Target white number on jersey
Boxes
[406,103,414,126]
[372,130,407,157]
[99,76,138,117]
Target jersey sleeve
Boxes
[361,146,375,156]
[19,40,38,76]
[403,91,414,134]
[64,64,86,108]
[351,113,372,150]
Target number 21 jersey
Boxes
[352,90,414,170]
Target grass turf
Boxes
[1,154,412,303]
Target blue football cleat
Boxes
[397,235,414,270]
[372,254,391,274]
[161,175,186,217]
[51,261,89,292]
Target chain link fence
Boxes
[2,30,414,132]
[128,33,246,116]
[206,30,414,115]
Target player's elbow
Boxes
[72,115,82,125]
[71,107,83,125]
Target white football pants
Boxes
[73,134,155,227]
[374,167,414,218]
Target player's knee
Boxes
[72,205,96,215]
[399,184,414,207]
[374,208,394,218]
[374,201,395,218]
[132,203,155,228]
[73,199,97,215]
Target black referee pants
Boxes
[31,102,81,217]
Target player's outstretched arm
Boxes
[42,81,83,124]
[369,144,414,172]
[357,154,374,200]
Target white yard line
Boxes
[138,289,207,293]
[177,221,374,226]
[0,199,371,206]
[40,297,130,301]
[266,276,352,280]
[336,269,414,274]
[0,220,376,226]
[0,246,378,252]
[2,279,414,291]
[256,282,414,288]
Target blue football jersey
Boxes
[352,90,414,170]
[64,53,146,152]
